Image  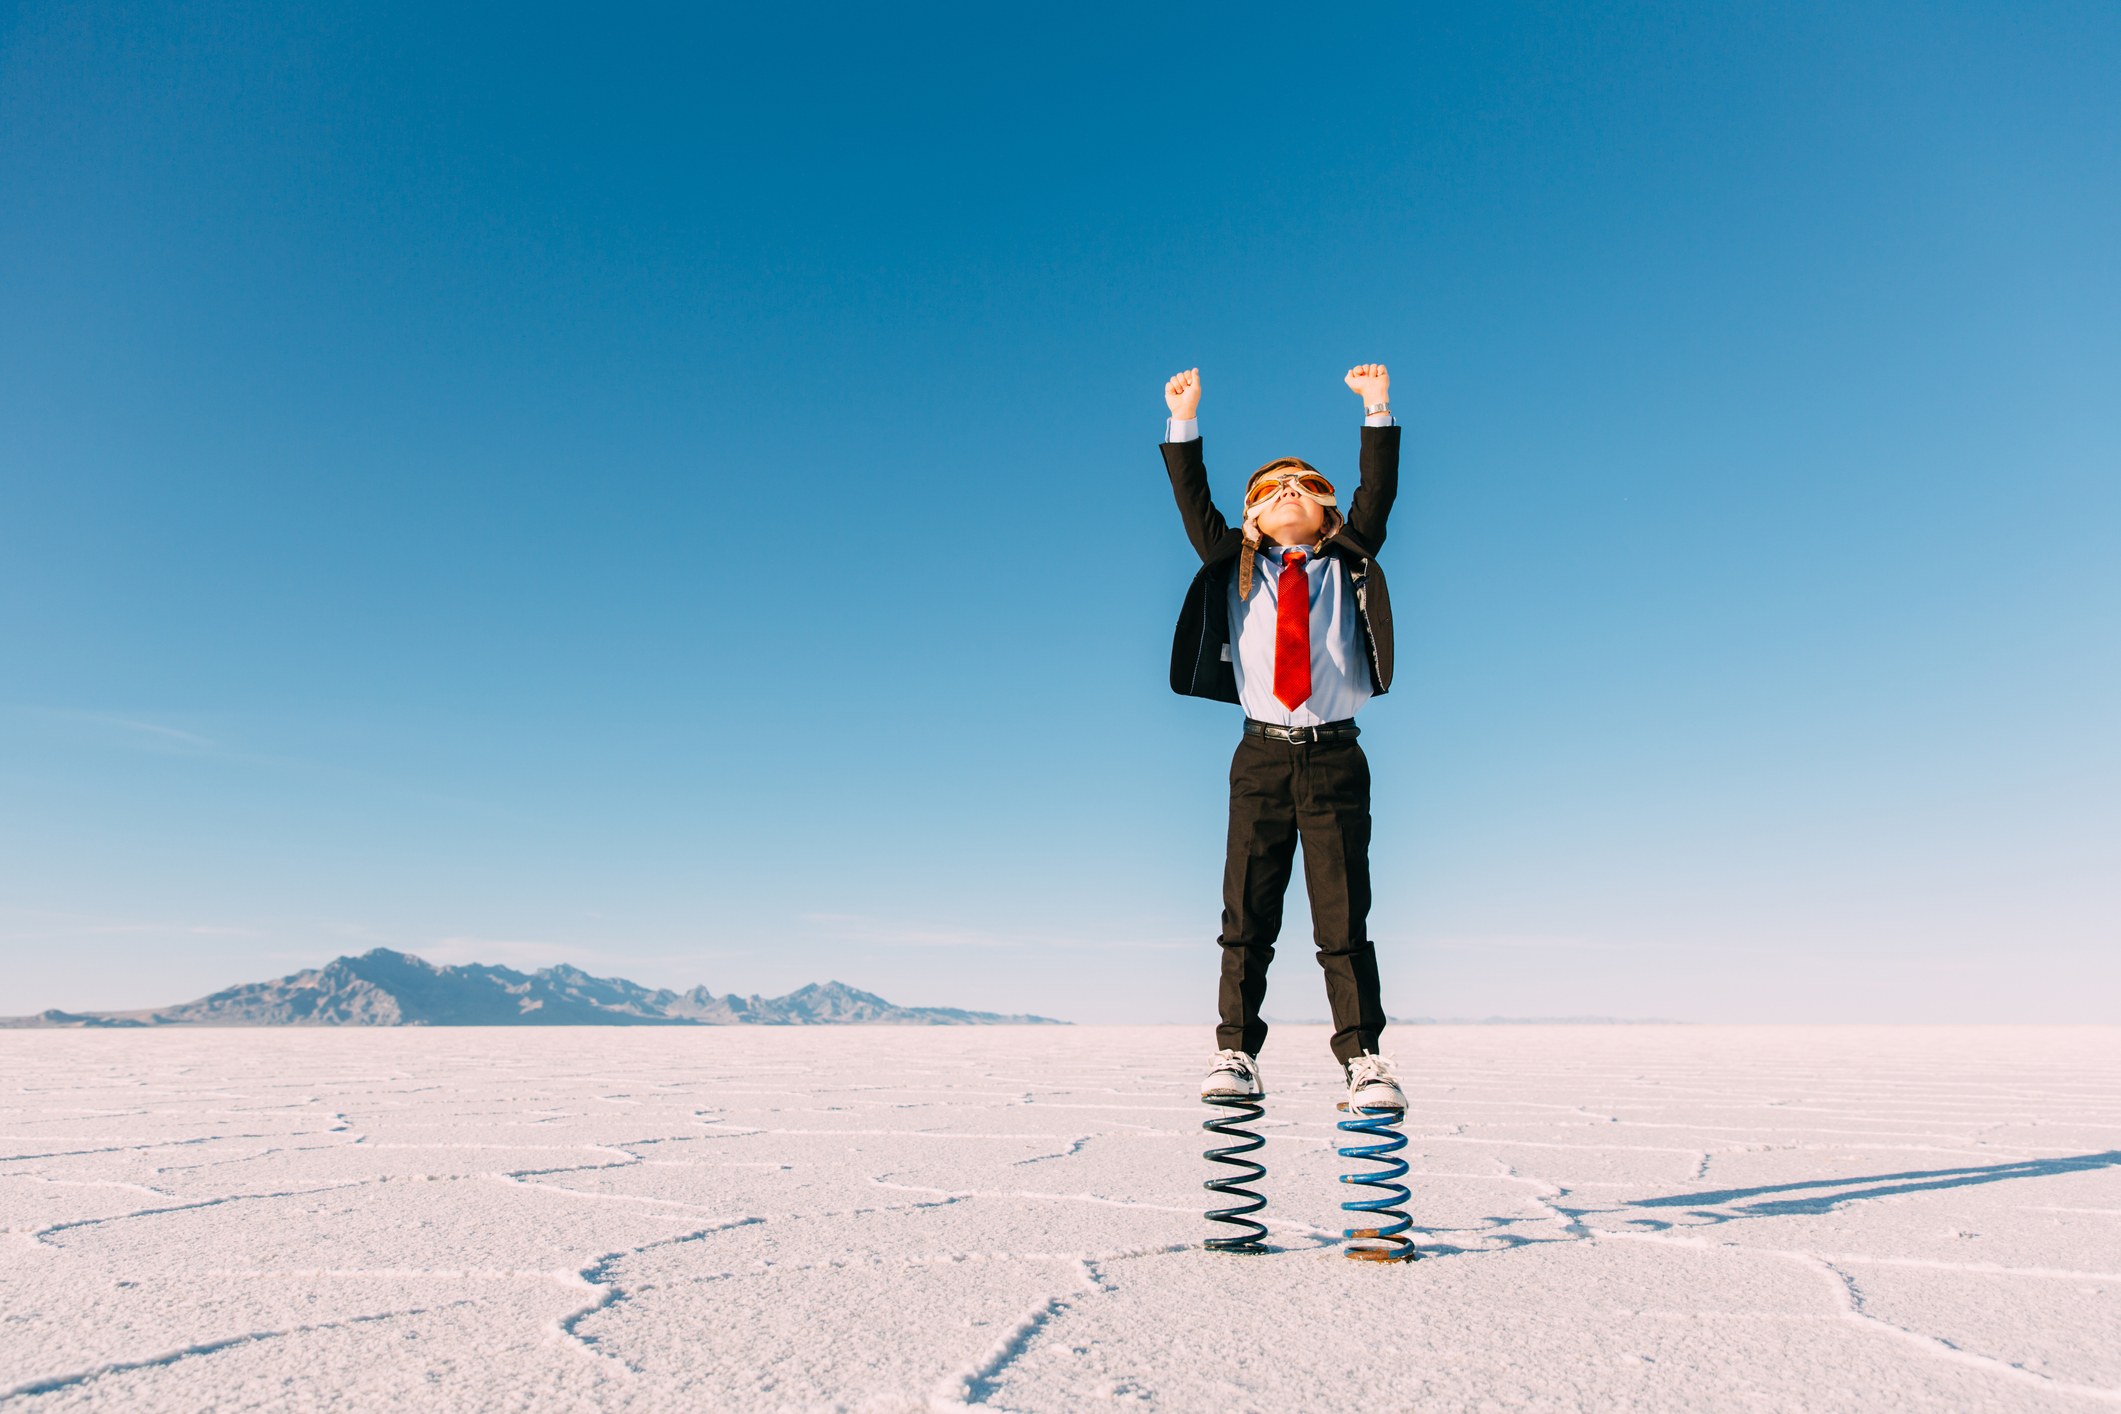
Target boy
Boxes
[1160,364,1407,1111]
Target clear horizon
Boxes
[3,2,2117,1025]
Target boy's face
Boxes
[1250,483,1327,545]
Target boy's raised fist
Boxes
[1345,363,1390,404]
[1165,368,1202,420]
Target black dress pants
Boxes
[1217,734,1385,1068]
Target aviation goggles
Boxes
[1244,470,1338,511]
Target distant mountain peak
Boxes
[1,953,1069,1029]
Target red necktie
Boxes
[1273,552,1312,711]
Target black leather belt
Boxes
[1244,718,1360,745]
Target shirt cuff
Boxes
[1166,416,1200,443]
[1363,412,1396,428]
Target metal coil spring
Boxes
[1200,1094,1270,1253]
[1337,1105,1419,1262]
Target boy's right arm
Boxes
[1159,368,1241,563]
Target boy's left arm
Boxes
[1339,363,1400,554]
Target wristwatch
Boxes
[1365,402,1390,416]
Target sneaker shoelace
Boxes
[1210,1049,1257,1079]
[1348,1054,1397,1089]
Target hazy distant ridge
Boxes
[1,949,1069,1028]
[1396,1016,1687,1025]
[1261,1015,1687,1026]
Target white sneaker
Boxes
[1345,1053,1406,1110]
[1200,1049,1264,1098]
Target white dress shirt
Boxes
[1228,543,1373,725]
[1165,412,1392,442]
[1165,414,1392,725]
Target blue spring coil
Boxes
[1337,1105,1419,1262]
[1200,1095,1270,1253]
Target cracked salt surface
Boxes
[1,1026,2116,1412]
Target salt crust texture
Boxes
[1,1026,2117,1413]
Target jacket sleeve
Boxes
[1162,438,1244,564]
[1341,424,1401,554]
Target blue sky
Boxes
[3,1,2116,1024]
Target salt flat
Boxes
[1,1026,2116,1413]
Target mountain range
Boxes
[0,948,1068,1028]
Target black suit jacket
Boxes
[1161,425,1400,705]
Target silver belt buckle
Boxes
[1287,725,1315,745]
